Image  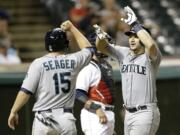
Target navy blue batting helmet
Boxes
[45,28,69,52]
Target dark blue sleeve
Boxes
[76,89,88,103]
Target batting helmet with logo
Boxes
[45,28,69,52]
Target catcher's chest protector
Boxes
[88,61,115,104]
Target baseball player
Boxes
[95,6,161,135]
[75,33,115,135]
[8,20,95,135]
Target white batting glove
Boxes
[93,24,108,40]
[121,6,137,25]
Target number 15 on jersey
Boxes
[53,72,71,94]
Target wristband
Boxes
[89,102,101,111]
[86,46,97,56]
[131,21,143,33]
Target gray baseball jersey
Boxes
[21,48,92,111]
[107,44,161,106]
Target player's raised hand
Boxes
[8,112,19,130]
[121,6,137,25]
[96,108,108,124]
[61,20,73,31]
[93,24,108,40]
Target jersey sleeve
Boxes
[21,59,41,94]
[75,65,92,93]
[76,62,100,93]
[106,44,130,63]
[73,48,92,71]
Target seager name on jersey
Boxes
[121,64,146,75]
[43,59,75,71]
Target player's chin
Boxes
[130,46,136,51]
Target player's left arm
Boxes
[137,29,160,60]
[121,6,161,60]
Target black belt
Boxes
[104,106,114,111]
[124,105,147,113]
[63,108,73,113]
[37,108,73,114]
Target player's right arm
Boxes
[8,91,31,130]
[93,24,113,56]
[8,59,40,130]
[61,20,91,49]
[96,37,110,56]
[94,24,129,62]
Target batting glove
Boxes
[121,6,137,25]
[93,24,108,40]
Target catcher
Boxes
[75,33,116,135]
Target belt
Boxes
[124,105,147,113]
[63,108,73,113]
[92,101,114,111]
[104,106,114,111]
[37,108,73,114]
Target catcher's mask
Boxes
[124,25,151,36]
[88,32,112,58]
[45,28,69,52]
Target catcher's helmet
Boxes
[88,33,108,58]
[45,28,69,52]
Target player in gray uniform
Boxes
[8,20,95,135]
[95,6,161,135]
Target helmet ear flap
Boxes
[45,31,54,51]
[64,39,69,49]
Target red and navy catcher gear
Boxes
[45,28,69,52]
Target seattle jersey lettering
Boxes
[121,64,146,75]
[43,59,75,71]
